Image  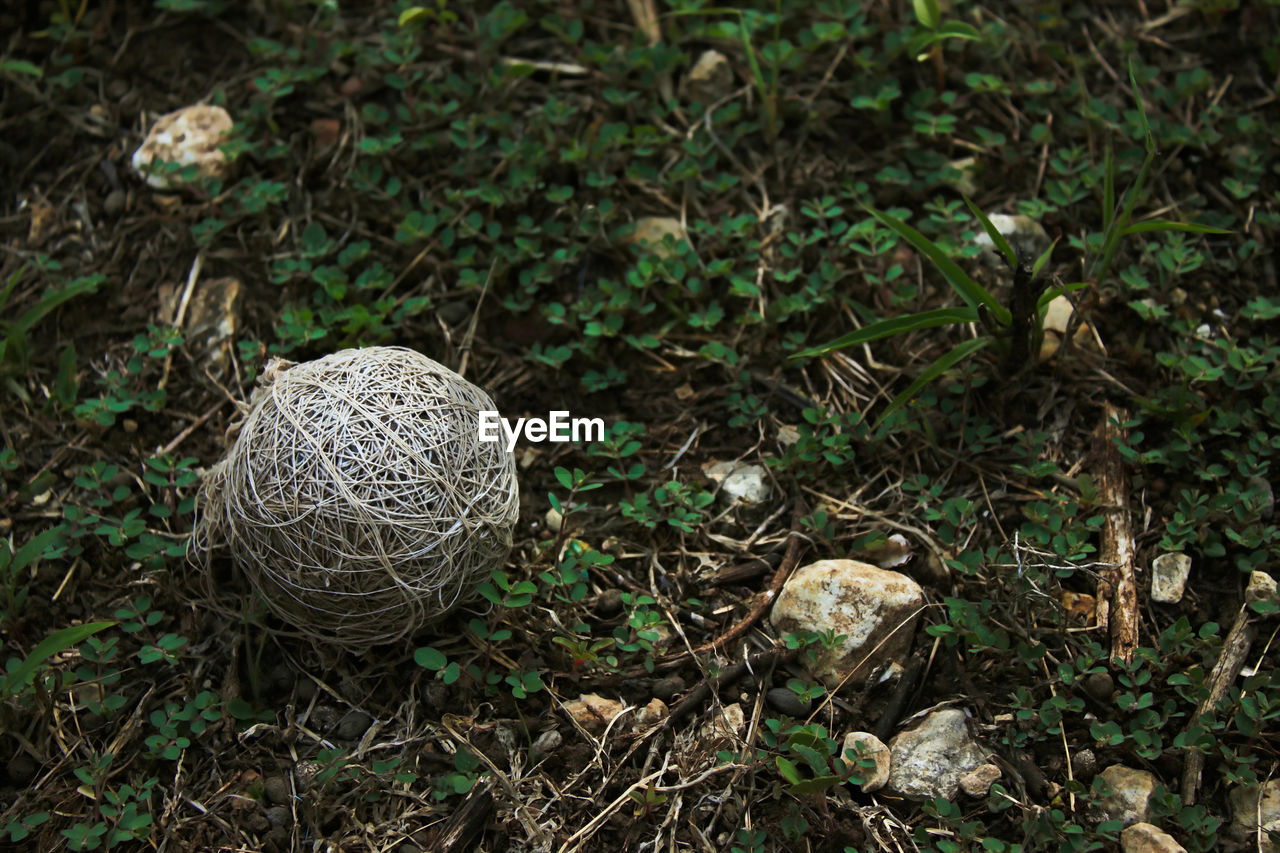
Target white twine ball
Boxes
[194,346,518,649]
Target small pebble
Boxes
[1083,672,1114,702]
[336,710,372,740]
[651,675,685,702]
[263,775,291,805]
[544,507,563,533]
[595,589,623,616]
[529,729,562,764]
[437,302,470,326]
[766,687,812,718]
[104,189,127,217]
[1072,748,1098,781]
[309,705,340,733]
[264,805,291,827]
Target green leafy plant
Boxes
[791,200,1063,425]
[1,267,102,402]
[1,525,67,629]
[907,0,982,89]
[670,3,784,139]
[2,621,114,702]
[1083,64,1230,290]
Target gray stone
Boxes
[972,212,1050,268]
[1072,748,1098,781]
[770,560,924,689]
[765,687,811,718]
[264,805,292,828]
[651,675,685,702]
[840,731,890,793]
[624,217,687,260]
[1247,475,1274,519]
[336,710,372,740]
[131,104,234,190]
[960,763,1002,797]
[1121,823,1186,853]
[721,463,769,505]
[1039,294,1093,361]
[263,775,291,805]
[104,189,127,216]
[564,693,626,734]
[942,156,979,197]
[544,507,563,533]
[682,50,733,105]
[635,698,668,727]
[1151,554,1192,603]
[887,708,988,801]
[596,588,624,615]
[437,302,470,326]
[699,702,744,743]
[1095,765,1158,827]
[1084,672,1114,702]
[1229,780,1280,852]
[1247,571,1279,606]
[529,729,562,765]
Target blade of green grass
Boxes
[863,204,1011,324]
[1036,281,1091,312]
[2,621,114,699]
[1101,144,1115,234]
[1031,237,1058,277]
[874,337,992,428]
[1121,220,1232,236]
[791,307,978,360]
[963,197,1017,269]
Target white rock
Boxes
[529,729,562,764]
[699,702,744,743]
[702,460,770,504]
[1121,823,1187,853]
[1247,475,1275,519]
[973,213,1050,268]
[1096,765,1158,827]
[625,216,687,260]
[770,559,924,688]
[1150,553,1191,603]
[1039,294,1093,361]
[840,731,891,793]
[960,763,1002,797]
[1229,779,1280,851]
[682,49,732,104]
[132,105,234,190]
[158,275,240,378]
[722,464,769,504]
[942,156,979,197]
[1246,571,1279,606]
[887,708,988,801]
[545,507,563,533]
[563,694,626,734]
[635,698,669,728]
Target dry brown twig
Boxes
[1092,402,1139,663]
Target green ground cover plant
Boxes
[0,0,1277,850]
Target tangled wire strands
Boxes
[192,347,519,650]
